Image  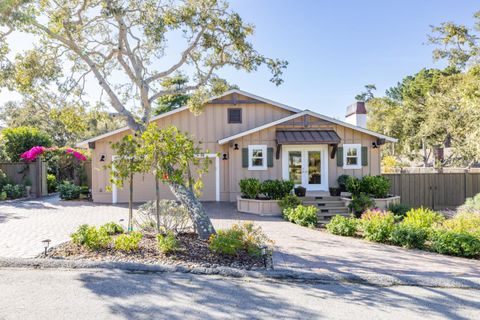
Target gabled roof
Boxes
[76,89,300,147]
[217,110,397,144]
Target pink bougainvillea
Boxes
[20,146,88,162]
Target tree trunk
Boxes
[168,182,216,240]
[155,176,160,233]
[128,172,133,232]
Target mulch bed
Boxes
[42,232,266,270]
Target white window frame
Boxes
[343,144,362,169]
[248,145,267,170]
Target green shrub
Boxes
[0,191,6,201]
[114,232,143,252]
[391,224,428,249]
[260,179,294,200]
[361,210,395,243]
[388,203,412,221]
[442,212,480,239]
[209,228,244,255]
[157,231,180,254]
[348,193,375,217]
[2,184,25,199]
[337,174,350,192]
[360,175,391,198]
[459,193,480,213]
[278,194,301,212]
[403,207,444,229]
[46,174,57,193]
[209,222,272,256]
[99,222,124,235]
[0,169,12,191]
[71,224,111,250]
[326,215,358,236]
[346,176,361,195]
[1,126,52,162]
[430,229,480,258]
[57,181,82,200]
[283,205,318,227]
[239,178,261,199]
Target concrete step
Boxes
[317,207,349,214]
[301,196,343,202]
[302,200,346,207]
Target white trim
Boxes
[195,153,220,202]
[76,89,301,148]
[247,145,268,171]
[282,145,329,191]
[218,110,397,144]
[111,155,118,204]
[343,144,362,169]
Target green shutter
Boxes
[267,147,274,167]
[361,146,368,166]
[336,147,343,167]
[242,148,248,168]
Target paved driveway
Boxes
[1,198,479,285]
[0,196,128,257]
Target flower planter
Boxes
[237,196,282,216]
[341,195,401,211]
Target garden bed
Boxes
[237,196,281,216]
[41,232,267,270]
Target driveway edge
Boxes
[1,257,479,289]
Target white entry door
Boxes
[282,145,328,191]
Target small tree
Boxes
[109,135,144,231]
[140,124,213,238]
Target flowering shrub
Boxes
[20,146,88,162]
[326,215,359,236]
[361,209,395,242]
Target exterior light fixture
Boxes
[234,143,239,150]
[222,153,228,160]
[372,142,378,149]
[100,154,106,161]
[42,239,51,256]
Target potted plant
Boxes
[294,186,306,197]
[337,174,350,192]
[23,178,32,197]
[329,187,341,196]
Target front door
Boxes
[282,146,328,191]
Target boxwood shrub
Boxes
[430,229,480,258]
[390,224,428,249]
[57,181,82,200]
[326,215,358,236]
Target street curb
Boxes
[1,257,479,289]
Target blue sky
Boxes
[0,1,478,119]
[219,0,478,118]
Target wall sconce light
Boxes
[234,143,239,150]
[372,142,378,149]
[222,153,228,160]
[100,154,106,161]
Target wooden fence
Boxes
[0,160,48,197]
[383,173,480,209]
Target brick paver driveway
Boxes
[0,196,128,257]
[1,198,479,285]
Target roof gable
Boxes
[217,110,397,144]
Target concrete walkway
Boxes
[205,202,480,286]
[0,197,479,287]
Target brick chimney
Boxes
[345,101,367,128]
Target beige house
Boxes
[77,89,396,203]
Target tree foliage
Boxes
[1,126,52,162]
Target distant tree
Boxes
[1,127,52,162]
[355,84,376,102]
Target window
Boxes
[248,145,267,170]
[343,144,362,169]
[228,108,242,123]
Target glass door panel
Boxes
[307,151,321,185]
[288,151,302,185]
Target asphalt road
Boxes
[0,268,479,320]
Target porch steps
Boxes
[300,195,350,225]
